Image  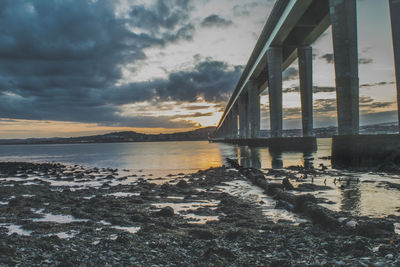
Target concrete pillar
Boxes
[298,46,314,137]
[389,0,400,132]
[229,111,236,139]
[223,123,227,139]
[267,47,283,137]
[239,93,248,138]
[329,0,359,135]
[247,80,261,138]
[226,114,232,140]
[231,103,239,138]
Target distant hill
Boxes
[0,122,398,145]
[0,127,216,145]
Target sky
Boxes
[0,0,397,138]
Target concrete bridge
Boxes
[212,0,400,167]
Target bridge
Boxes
[212,0,400,167]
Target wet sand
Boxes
[0,162,399,266]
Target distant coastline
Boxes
[0,122,398,145]
[0,127,216,145]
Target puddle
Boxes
[105,192,140,198]
[109,234,118,240]
[152,200,220,224]
[49,230,79,239]
[155,196,185,200]
[0,223,32,236]
[152,200,220,212]
[112,226,141,234]
[395,223,400,235]
[0,201,9,205]
[32,209,88,224]
[82,195,96,200]
[185,214,219,224]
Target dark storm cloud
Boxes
[0,0,242,128]
[182,105,211,111]
[232,1,275,17]
[282,67,298,81]
[130,0,192,32]
[360,81,395,87]
[320,54,373,65]
[359,96,393,110]
[282,87,299,93]
[130,0,195,42]
[152,60,243,102]
[320,53,334,64]
[359,58,374,64]
[283,107,301,118]
[314,86,335,93]
[283,86,335,94]
[201,14,233,28]
[314,99,337,113]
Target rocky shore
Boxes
[0,162,399,266]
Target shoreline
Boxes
[0,161,399,265]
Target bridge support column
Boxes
[247,80,260,138]
[267,47,283,137]
[298,46,313,137]
[223,123,228,139]
[226,114,232,139]
[231,103,239,138]
[239,93,248,139]
[389,0,400,132]
[329,0,359,135]
[227,111,234,139]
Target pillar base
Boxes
[332,134,400,168]
[214,137,317,152]
[268,137,317,152]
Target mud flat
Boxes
[0,162,399,266]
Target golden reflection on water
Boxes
[122,141,224,176]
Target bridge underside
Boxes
[212,0,400,168]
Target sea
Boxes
[1,138,400,219]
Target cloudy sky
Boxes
[0,0,397,138]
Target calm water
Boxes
[1,139,400,218]
[0,139,332,174]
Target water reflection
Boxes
[269,150,283,169]
[237,146,262,169]
[232,144,320,170]
[303,152,314,169]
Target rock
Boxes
[224,230,245,241]
[356,221,394,238]
[270,259,292,267]
[189,229,217,240]
[156,206,174,217]
[385,254,394,259]
[302,202,339,229]
[275,200,294,211]
[176,180,189,188]
[282,177,294,190]
[116,234,131,244]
